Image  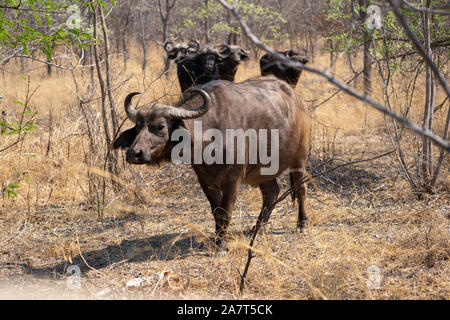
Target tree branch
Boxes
[218,0,449,152]
[400,0,450,15]
[387,0,450,99]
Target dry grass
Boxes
[0,42,448,299]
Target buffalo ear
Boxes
[301,57,309,64]
[113,127,137,149]
[167,52,178,60]
[287,50,299,58]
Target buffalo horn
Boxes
[154,89,211,120]
[124,92,140,123]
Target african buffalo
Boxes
[164,40,199,62]
[216,44,250,82]
[113,77,310,248]
[259,50,308,88]
[166,41,224,93]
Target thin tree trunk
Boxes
[99,4,121,192]
[123,17,129,68]
[99,5,118,135]
[204,0,210,43]
[93,6,111,147]
[139,10,148,75]
[421,0,434,183]
[359,0,372,97]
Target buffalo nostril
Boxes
[135,150,143,159]
[126,148,143,161]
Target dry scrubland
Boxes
[0,43,448,299]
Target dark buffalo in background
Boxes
[216,44,250,82]
[165,41,224,93]
[259,50,308,88]
[164,40,201,63]
[113,78,310,248]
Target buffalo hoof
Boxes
[217,249,227,257]
[214,238,228,255]
[296,221,308,234]
[296,227,307,234]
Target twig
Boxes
[387,0,450,99]
[75,233,119,285]
[0,77,39,153]
[14,50,85,70]
[400,0,450,15]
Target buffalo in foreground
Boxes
[259,50,309,88]
[113,77,310,248]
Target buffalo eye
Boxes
[148,124,166,136]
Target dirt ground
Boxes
[1,129,448,300]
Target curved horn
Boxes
[164,41,174,53]
[241,48,250,55]
[218,44,232,58]
[220,44,231,51]
[124,92,140,123]
[154,89,211,120]
[188,40,201,53]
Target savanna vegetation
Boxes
[0,0,448,299]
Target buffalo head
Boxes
[218,44,250,66]
[164,40,200,62]
[284,49,308,65]
[259,49,309,87]
[216,44,250,82]
[113,90,211,164]
[194,45,224,76]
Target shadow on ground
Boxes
[305,157,386,198]
[16,233,214,280]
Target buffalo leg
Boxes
[214,173,242,247]
[291,168,308,230]
[250,179,279,235]
[196,174,222,214]
[260,179,280,223]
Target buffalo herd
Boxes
[114,40,310,249]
